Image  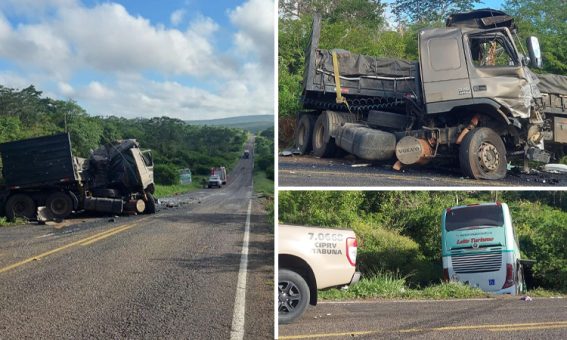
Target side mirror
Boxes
[526,36,542,68]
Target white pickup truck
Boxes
[278,224,361,324]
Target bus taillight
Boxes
[502,264,514,289]
[346,237,357,267]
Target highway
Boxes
[278,298,567,339]
[279,155,566,187]
[0,139,274,339]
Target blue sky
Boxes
[0,0,274,119]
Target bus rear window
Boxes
[446,205,504,231]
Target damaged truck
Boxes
[294,9,567,180]
[0,133,156,221]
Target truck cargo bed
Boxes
[302,14,420,112]
[0,133,80,188]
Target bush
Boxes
[154,164,180,185]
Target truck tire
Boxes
[295,114,317,154]
[144,192,156,214]
[312,111,356,158]
[46,192,74,219]
[6,194,36,221]
[459,127,507,180]
[278,269,310,324]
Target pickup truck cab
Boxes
[207,175,222,188]
[278,224,361,324]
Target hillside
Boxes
[186,115,274,132]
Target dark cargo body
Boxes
[0,133,155,221]
[0,134,79,188]
[302,15,419,113]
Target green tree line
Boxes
[0,85,248,185]
[279,191,567,291]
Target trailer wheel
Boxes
[295,114,316,154]
[144,192,156,214]
[459,127,507,180]
[278,269,310,324]
[46,192,73,219]
[6,194,37,221]
[312,111,356,158]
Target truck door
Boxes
[420,28,472,113]
[464,28,531,119]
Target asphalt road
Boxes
[278,155,567,187]
[278,298,567,339]
[0,139,274,339]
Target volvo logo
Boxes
[472,242,479,249]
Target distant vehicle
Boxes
[442,202,525,295]
[207,175,222,188]
[278,224,360,324]
[211,167,227,185]
[0,133,156,221]
[243,150,250,159]
[179,168,192,184]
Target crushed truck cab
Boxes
[296,8,567,180]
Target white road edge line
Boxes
[230,199,252,340]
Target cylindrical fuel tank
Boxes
[84,196,124,214]
[395,136,433,165]
[336,123,396,161]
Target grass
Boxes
[319,273,567,300]
[253,171,274,197]
[154,176,207,198]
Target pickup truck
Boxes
[207,175,222,188]
[278,224,361,324]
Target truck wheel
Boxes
[459,127,507,180]
[312,113,338,157]
[278,269,310,324]
[144,192,156,214]
[6,194,37,221]
[46,192,73,219]
[295,114,316,154]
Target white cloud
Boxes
[229,0,274,67]
[170,9,186,26]
[0,1,274,119]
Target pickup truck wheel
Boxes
[459,127,507,180]
[6,194,36,221]
[278,269,310,324]
[144,192,156,214]
[295,114,316,154]
[46,192,73,219]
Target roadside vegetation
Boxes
[279,191,567,297]
[278,0,566,145]
[0,85,248,194]
[254,127,275,197]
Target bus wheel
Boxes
[295,114,316,154]
[6,194,37,221]
[46,192,73,219]
[459,127,507,180]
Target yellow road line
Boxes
[279,321,567,339]
[0,217,149,274]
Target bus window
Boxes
[445,205,504,231]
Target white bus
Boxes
[441,202,525,295]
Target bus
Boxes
[441,202,525,295]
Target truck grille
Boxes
[451,251,502,273]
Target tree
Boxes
[504,0,567,75]
[391,0,480,24]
